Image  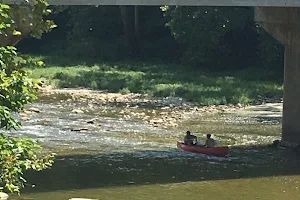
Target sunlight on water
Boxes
[6,99,300,200]
[9,101,281,154]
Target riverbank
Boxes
[26,54,283,106]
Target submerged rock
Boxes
[87,118,97,124]
[71,128,88,132]
[72,109,84,114]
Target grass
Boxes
[26,54,283,106]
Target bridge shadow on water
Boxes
[22,144,300,194]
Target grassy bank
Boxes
[25,54,283,106]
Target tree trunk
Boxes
[119,5,139,56]
[134,6,140,38]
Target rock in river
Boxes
[71,128,88,132]
[71,109,84,114]
[27,107,41,113]
[0,192,8,200]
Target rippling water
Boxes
[7,98,300,200]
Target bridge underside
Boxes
[3,0,300,6]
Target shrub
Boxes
[90,80,98,90]
[119,87,131,95]
[0,134,54,193]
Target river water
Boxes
[7,94,300,200]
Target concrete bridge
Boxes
[4,0,300,147]
[3,0,300,6]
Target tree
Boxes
[0,0,55,194]
[68,5,141,57]
[23,5,179,61]
[0,1,56,46]
[119,5,140,56]
[161,6,257,70]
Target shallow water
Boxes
[6,96,300,200]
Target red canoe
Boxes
[177,141,229,157]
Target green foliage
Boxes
[17,6,181,61]
[90,80,98,90]
[0,1,56,194]
[67,6,123,40]
[0,46,41,130]
[20,0,56,38]
[119,87,131,95]
[0,134,55,193]
[0,4,11,31]
[0,0,56,39]
[16,5,284,75]
[0,47,55,194]
[27,56,283,106]
[152,83,181,97]
[161,6,258,70]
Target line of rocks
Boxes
[19,86,282,130]
[35,87,246,128]
[21,87,284,130]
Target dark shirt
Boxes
[184,134,197,145]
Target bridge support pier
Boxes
[255,7,300,147]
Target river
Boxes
[7,92,300,200]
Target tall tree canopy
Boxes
[161,6,260,70]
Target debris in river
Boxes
[72,109,84,114]
[71,128,88,132]
[27,107,41,113]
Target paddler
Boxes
[205,134,216,148]
[184,131,197,145]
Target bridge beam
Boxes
[255,7,300,147]
[3,0,300,6]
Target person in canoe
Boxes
[184,131,198,145]
[205,134,216,148]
